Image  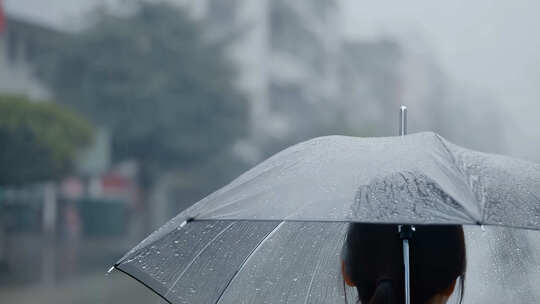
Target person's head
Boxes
[341,224,466,304]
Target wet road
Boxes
[0,270,166,304]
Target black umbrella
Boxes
[111,106,540,303]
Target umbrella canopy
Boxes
[114,131,540,303]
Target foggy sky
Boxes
[342,0,540,161]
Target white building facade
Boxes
[177,0,343,143]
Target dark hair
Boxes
[342,224,466,304]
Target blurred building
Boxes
[0,0,134,100]
[0,0,94,99]
[178,0,342,146]
[0,16,53,100]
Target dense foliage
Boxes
[0,95,93,185]
[35,3,249,186]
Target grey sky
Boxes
[342,0,540,160]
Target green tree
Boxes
[0,95,93,185]
[35,3,249,187]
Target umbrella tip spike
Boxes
[107,266,115,275]
[399,105,408,136]
[179,217,194,228]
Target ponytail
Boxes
[369,280,397,304]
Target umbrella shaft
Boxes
[399,105,410,304]
[399,105,407,136]
[403,239,411,304]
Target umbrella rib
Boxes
[164,221,237,298]
[214,221,285,304]
[434,134,483,222]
